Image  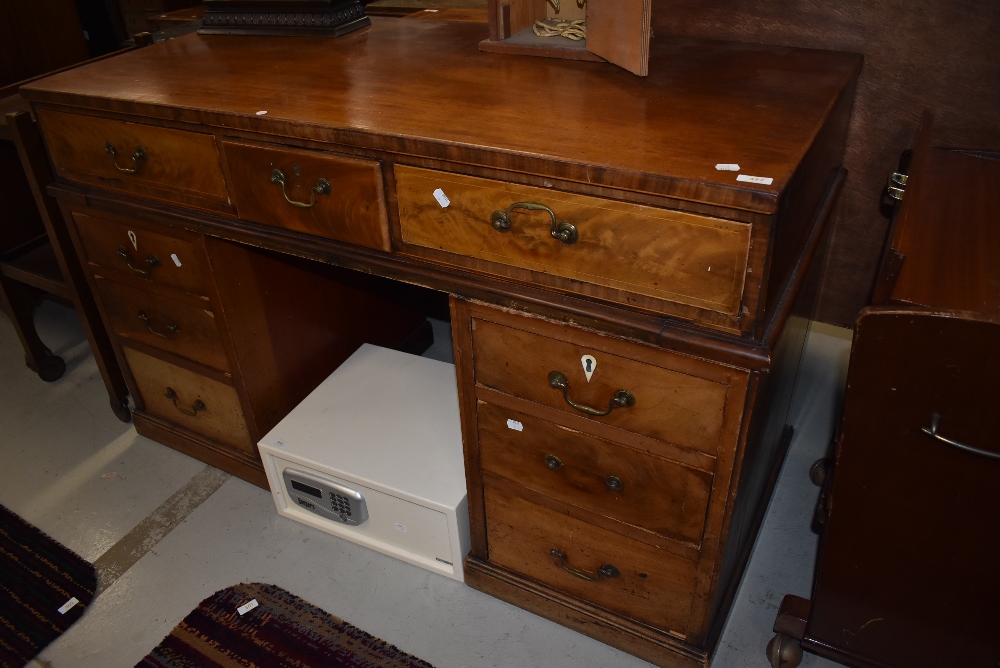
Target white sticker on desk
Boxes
[506,419,524,432]
[237,599,259,615]
[736,174,774,185]
[715,163,740,171]
[272,438,288,449]
[432,188,451,208]
[395,523,408,533]
[58,597,79,615]
[170,253,182,267]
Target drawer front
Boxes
[472,317,733,455]
[478,402,712,545]
[124,348,252,452]
[396,165,751,315]
[94,276,229,372]
[484,486,697,633]
[73,213,209,297]
[223,140,390,251]
[36,109,228,203]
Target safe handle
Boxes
[117,246,160,276]
[165,387,206,417]
[491,201,578,244]
[138,312,178,339]
[921,413,1000,461]
[550,547,620,581]
[548,370,635,416]
[271,168,331,209]
[105,141,146,174]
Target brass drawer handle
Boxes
[117,246,160,275]
[105,141,146,174]
[922,413,1000,461]
[138,312,178,339]
[550,548,620,581]
[491,201,578,244]
[165,387,206,416]
[548,371,635,416]
[271,168,331,209]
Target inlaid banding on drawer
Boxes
[478,402,713,546]
[36,109,228,202]
[223,140,390,251]
[484,486,697,634]
[396,165,751,315]
[94,276,229,372]
[73,213,209,297]
[124,348,252,453]
[472,317,733,455]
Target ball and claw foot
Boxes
[766,633,803,668]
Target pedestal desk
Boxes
[22,20,861,667]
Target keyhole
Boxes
[293,164,300,176]
[585,359,593,372]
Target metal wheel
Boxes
[809,457,830,487]
[766,633,803,668]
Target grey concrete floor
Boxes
[1,301,848,668]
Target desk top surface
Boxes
[22,18,861,214]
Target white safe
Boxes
[258,344,470,581]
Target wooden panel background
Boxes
[651,0,1000,326]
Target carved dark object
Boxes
[199,0,373,36]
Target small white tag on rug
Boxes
[237,599,259,616]
[58,597,79,615]
[432,188,451,208]
[506,419,523,432]
[715,163,740,171]
[736,174,774,185]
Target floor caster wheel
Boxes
[766,633,803,668]
[34,354,66,382]
[111,397,132,423]
[809,458,830,487]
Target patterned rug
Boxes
[138,582,437,667]
[0,504,97,667]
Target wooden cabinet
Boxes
[23,19,860,667]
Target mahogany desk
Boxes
[22,20,861,667]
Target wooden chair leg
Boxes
[0,275,65,381]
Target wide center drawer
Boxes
[478,402,712,546]
[484,486,697,634]
[223,140,390,252]
[73,213,209,297]
[396,165,751,316]
[36,109,229,205]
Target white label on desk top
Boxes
[506,419,524,432]
[395,523,408,533]
[736,174,774,185]
[237,599,259,615]
[715,163,740,171]
[272,438,288,449]
[433,188,451,208]
[256,110,268,116]
[58,597,79,615]
[170,253,182,267]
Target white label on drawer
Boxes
[237,599,259,615]
[58,597,79,615]
[506,419,523,432]
[432,188,451,208]
[128,230,137,250]
[715,163,740,171]
[395,523,408,533]
[581,355,597,382]
[170,253,182,267]
[736,174,774,185]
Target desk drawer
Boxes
[37,109,228,205]
[484,486,697,633]
[223,140,390,251]
[471,316,733,455]
[73,213,209,297]
[396,165,751,316]
[478,402,712,546]
[124,347,252,453]
[94,276,229,372]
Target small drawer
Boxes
[73,213,209,297]
[396,165,751,316]
[484,486,697,633]
[94,276,229,372]
[124,348,252,453]
[223,140,390,251]
[478,402,712,546]
[471,316,736,455]
[36,109,228,205]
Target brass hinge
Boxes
[886,171,908,201]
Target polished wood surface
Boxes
[484,485,699,634]
[396,165,751,316]
[73,212,211,296]
[586,0,651,76]
[37,109,229,204]
[471,316,735,455]
[478,400,713,546]
[0,0,90,88]
[94,275,228,372]
[124,346,252,451]
[224,139,390,252]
